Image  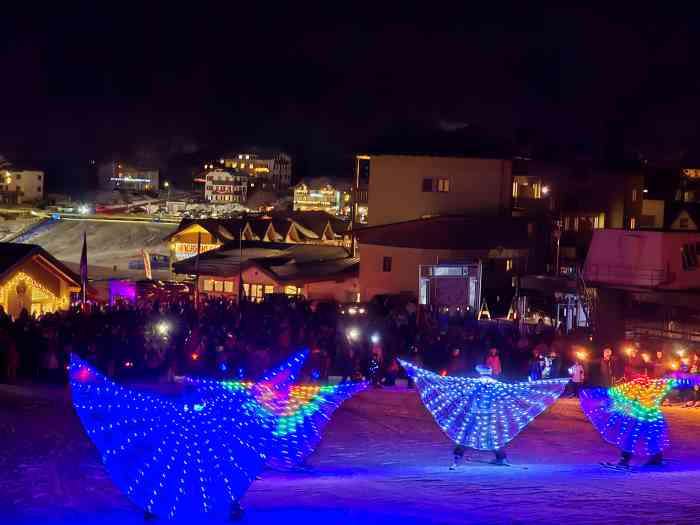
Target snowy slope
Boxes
[1,385,699,524]
[20,219,178,279]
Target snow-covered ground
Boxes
[0,216,42,242]
[22,219,178,280]
[2,384,700,525]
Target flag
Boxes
[80,232,88,304]
[142,249,153,280]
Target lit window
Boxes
[382,256,392,272]
[238,155,243,160]
[245,155,250,160]
[630,217,636,229]
[249,164,254,169]
[224,281,234,293]
[285,285,300,296]
[506,259,513,271]
[214,280,224,292]
[421,178,433,192]
[437,178,450,192]
[264,285,274,295]
[203,279,213,291]
[632,188,638,201]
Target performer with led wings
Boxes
[69,351,365,521]
[580,373,699,470]
[214,349,366,470]
[399,360,569,469]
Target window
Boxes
[630,217,636,229]
[421,178,433,192]
[382,256,392,272]
[244,284,264,301]
[506,259,513,271]
[285,285,301,296]
[632,188,638,202]
[214,280,224,292]
[224,281,234,293]
[38,175,42,181]
[203,279,214,291]
[264,285,274,295]
[437,178,450,192]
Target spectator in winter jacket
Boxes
[529,349,544,381]
[652,351,667,379]
[599,347,617,386]
[485,348,502,377]
[569,360,585,397]
[624,347,645,379]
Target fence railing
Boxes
[584,263,669,287]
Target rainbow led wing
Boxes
[265,381,367,469]
[70,355,270,520]
[222,378,367,469]
[579,377,674,456]
[400,360,568,451]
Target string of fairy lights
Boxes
[0,271,68,309]
[70,351,366,519]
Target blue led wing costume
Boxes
[400,360,568,450]
[70,355,270,520]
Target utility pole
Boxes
[194,232,201,315]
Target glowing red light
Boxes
[440,370,447,377]
[191,353,200,361]
[77,366,92,382]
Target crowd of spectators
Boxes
[0,297,698,405]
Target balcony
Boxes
[583,263,670,288]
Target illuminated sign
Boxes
[683,168,700,179]
[110,177,152,183]
[172,242,220,260]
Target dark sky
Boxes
[1,3,699,184]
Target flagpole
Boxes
[238,224,244,304]
[194,232,201,315]
[80,231,88,308]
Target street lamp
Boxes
[164,181,171,202]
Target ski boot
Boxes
[490,449,509,466]
[644,453,664,467]
[229,501,244,521]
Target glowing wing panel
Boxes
[580,377,674,456]
[222,379,367,469]
[400,360,568,450]
[70,355,270,520]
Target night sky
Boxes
[1,4,698,188]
